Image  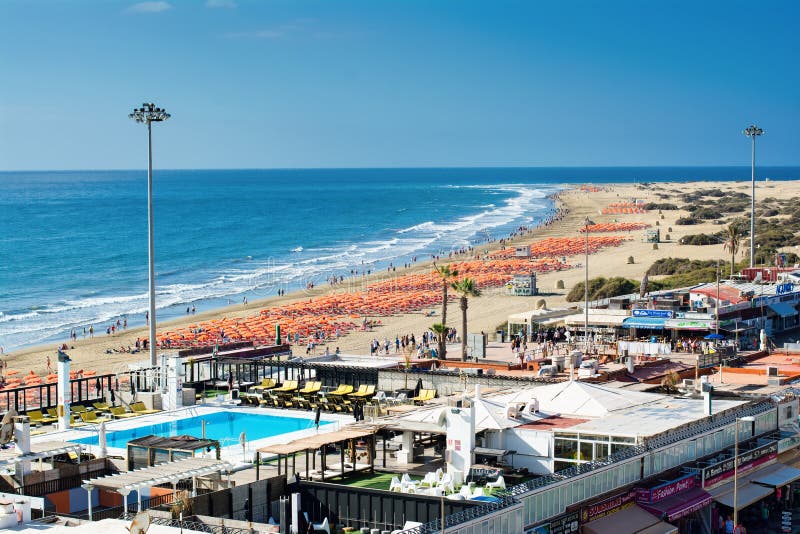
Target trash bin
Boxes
[496,330,506,343]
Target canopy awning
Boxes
[750,463,800,488]
[83,457,231,494]
[564,313,628,327]
[473,447,516,458]
[710,483,773,510]
[258,427,378,455]
[769,302,797,318]
[582,504,677,534]
[622,317,667,330]
[639,487,713,522]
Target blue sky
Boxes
[0,0,797,170]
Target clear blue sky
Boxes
[1,0,797,170]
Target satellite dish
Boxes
[127,512,150,534]
[0,409,18,446]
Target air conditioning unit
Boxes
[768,366,779,377]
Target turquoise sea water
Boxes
[2,166,799,351]
[68,410,328,448]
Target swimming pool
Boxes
[70,410,330,448]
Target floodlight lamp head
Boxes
[129,102,171,124]
[743,125,764,138]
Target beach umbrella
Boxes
[414,378,423,397]
[640,272,649,298]
[704,333,725,340]
[314,405,321,429]
[110,388,116,405]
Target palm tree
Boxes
[451,278,481,362]
[434,263,458,360]
[429,323,446,359]
[723,223,742,277]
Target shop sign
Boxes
[778,433,800,454]
[777,283,795,295]
[632,309,674,318]
[637,474,696,503]
[667,320,712,330]
[525,512,579,534]
[683,312,713,320]
[702,442,778,488]
[581,490,637,522]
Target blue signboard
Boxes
[631,309,674,318]
[776,283,795,295]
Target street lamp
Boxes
[584,217,595,353]
[743,125,764,268]
[129,103,171,367]
[733,415,756,529]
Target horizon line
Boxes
[2,164,800,173]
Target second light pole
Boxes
[129,103,171,367]
[584,216,595,353]
[743,125,764,268]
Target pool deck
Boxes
[31,403,352,463]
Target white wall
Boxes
[503,428,553,475]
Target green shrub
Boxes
[676,217,700,225]
[644,202,679,210]
[679,234,719,245]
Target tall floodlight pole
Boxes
[743,125,764,268]
[584,217,595,353]
[129,103,171,367]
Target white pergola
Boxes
[81,456,232,520]
[0,441,85,485]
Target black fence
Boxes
[299,480,477,532]
[0,374,117,413]
[19,468,113,497]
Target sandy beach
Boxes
[5,178,800,377]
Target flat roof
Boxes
[127,435,219,451]
[560,396,747,438]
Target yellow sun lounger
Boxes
[80,411,111,424]
[329,384,354,396]
[274,380,299,393]
[250,378,277,392]
[27,410,58,425]
[131,401,161,415]
[110,406,140,419]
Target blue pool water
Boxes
[69,410,329,448]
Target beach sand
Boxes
[5,179,800,376]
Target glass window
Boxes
[579,441,593,462]
[555,439,578,460]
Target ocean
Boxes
[2,166,799,352]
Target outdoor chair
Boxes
[419,472,438,488]
[93,402,112,413]
[131,401,161,415]
[250,378,277,392]
[486,475,506,491]
[80,411,110,424]
[110,406,140,419]
[389,476,403,492]
[27,410,57,425]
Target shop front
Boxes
[579,490,677,534]
[636,474,713,532]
